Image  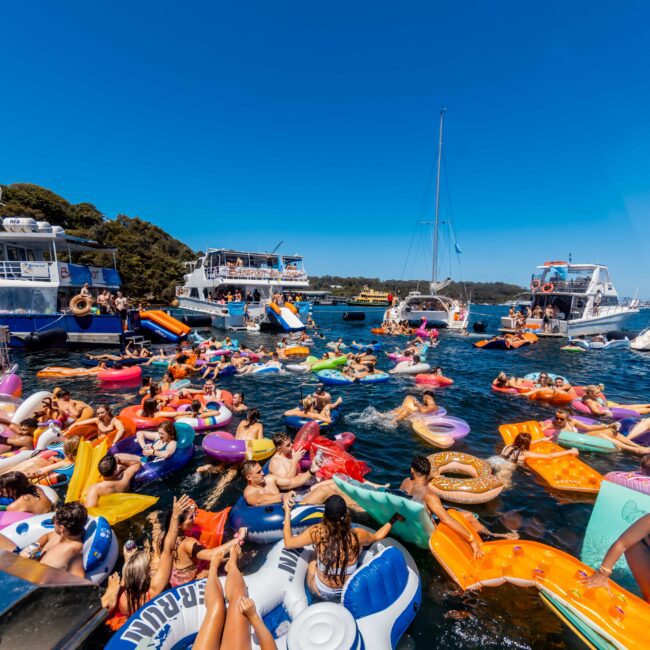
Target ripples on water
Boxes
[12,305,650,649]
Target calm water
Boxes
[12,305,650,649]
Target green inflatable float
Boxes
[333,474,433,549]
[310,356,348,372]
[581,479,650,597]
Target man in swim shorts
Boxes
[400,455,518,558]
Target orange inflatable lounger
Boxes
[499,421,602,493]
[140,310,191,336]
[429,510,648,650]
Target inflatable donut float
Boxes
[427,451,503,504]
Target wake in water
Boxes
[346,405,398,431]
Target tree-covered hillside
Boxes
[0,183,195,302]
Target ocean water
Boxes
[10,305,650,649]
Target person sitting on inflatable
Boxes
[400,455,517,558]
[52,388,89,426]
[268,432,310,481]
[352,362,381,380]
[238,352,282,375]
[71,404,125,445]
[159,371,176,392]
[625,418,650,442]
[194,539,274,650]
[284,396,342,425]
[0,501,88,580]
[169,354,198,380]
[163,399,224,422]
[201,355,234,380]
[312,385,336,410]
[153,499,247,587]
[84,454,142,508]
[391,391,438,424]
[1,417,38,450]
[242,458,346,507]
[282,494,403,601]
[492,372,530,391]
[26,435,80,486]
[0,470,57,514]
[541,409,649,454]
[102,494,193,628]
[178,380,229,404]
[582,386,650,421]
[122,421,179,465]
[580,512,650,602]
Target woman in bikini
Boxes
[0,471,57,514]
[70,404,125,444]
[282,494,400,601]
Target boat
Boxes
[175,248,310,331]
[500,261,639,338]
[0,217,127,347]
[631,327,650,351]
[346,286,391,307]
[384,110,470,330]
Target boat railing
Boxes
[204,265,306,281]
[0,260,53,281]
[530,276,591,293]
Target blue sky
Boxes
[2,1,650,295]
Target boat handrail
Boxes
[530,276,591,294]
[204,265,307,282]
[0,260,53,281]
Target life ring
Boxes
[541,283,554,294]
[530,279,541,291]
[427,451,503,504]
[70,294,93,316]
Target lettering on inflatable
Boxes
[277,547,301,580]
[120,581,205,645]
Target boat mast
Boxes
[432,108,446,292]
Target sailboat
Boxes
[384,109,470,330]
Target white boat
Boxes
[384,109,470,330]
[0,217,125,346]
[176,248,310,331]
[631,328,650,351]
[500,261,639,338]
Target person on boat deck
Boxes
[400,456,517,559]
[0,501,89,580]
[242,458,349,507]
[71,404,125,444]
[193,540,274,650]
[0,470,56,514]
[97,289,110,314]
[2,417,38,450]
[532,305,543,318]
[580,512,650,602]
[80,282,92,298]
[284,395,342,424]
[26,435,80,486]
[282,493,402,601]
[84,454,142,508]
[391,391,438,423]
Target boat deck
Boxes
[499,328,565,338]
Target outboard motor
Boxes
[606,330,628,341]
[23,328,68,349]
[472,321,486,333]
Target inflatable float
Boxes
[36,366,104,379]
[309,356,348,372]
[474,332,538,349]
[0,424,61,474]
[97,366,143,383]
[429,509,648,650]
[0,371,22,397]
[427,451,504,504]
[175,404,232,431]
[66,440,158,525]
[410,415,470,449]
[604,470,650,496]
[389,361,431,375]
[499,421,602,494]
[571,399,640,421]
[2,512,118,584]
[202,432,275,464]
[415,373,453,387]
[106,535,420,650]
[284,407,342,432]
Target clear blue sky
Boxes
[2,1,650,295]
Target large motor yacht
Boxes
[500,261,639,337]
[176,248,310,331]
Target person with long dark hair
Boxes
[282,494,402,601]
[501,432,578,464]
[0,470,56,514]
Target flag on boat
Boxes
[455,243,463,254]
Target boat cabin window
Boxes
[190,288,199,298]
[196,258,203,269]
[6,246,27,262]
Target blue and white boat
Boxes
[176,248,311,331]
[0,217,125,347]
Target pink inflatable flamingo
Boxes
[414,318,429,337]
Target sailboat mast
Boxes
[432,108,446,291]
